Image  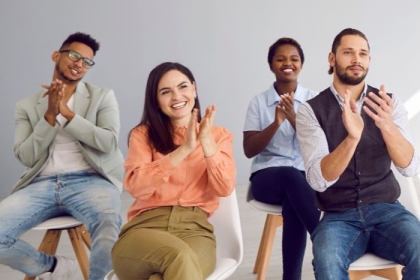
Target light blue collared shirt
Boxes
[244,83,317,174]
[296,83,420,192]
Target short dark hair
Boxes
[267,37,305,66]
[328,28,369,74]
[129,62,201,154]
[60,32,100,55]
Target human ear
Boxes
[328,52,335,67]
[52,51,60,63]
[192,81,197,98]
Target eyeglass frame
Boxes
[59,49,95,68]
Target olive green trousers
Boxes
[111,206,216,280]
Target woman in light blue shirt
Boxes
[243,37,320,280]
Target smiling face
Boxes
[157,70,197,126]
[52,42,94,84]
[329,35,370,85]
[270,44,302,83]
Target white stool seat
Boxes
[32,216,83,230]
[247,198,282,215]
[24,216,91,280]
[349,253,399,270]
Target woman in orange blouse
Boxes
[111,62,236,280]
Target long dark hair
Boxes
[129,62,201,154]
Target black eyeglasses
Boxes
[59,49,95,68]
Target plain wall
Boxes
[1,0,420,198]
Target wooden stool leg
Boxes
[348,265,402,280]
[372,266,403,280]
[37,229,62,254]
[79,224,92,250]
[348,270,371,280]
[23,229,62,280]
[68,226,90,280]
[253,214,283,280]
[254,216,272,273]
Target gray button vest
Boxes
[307,86,400,211]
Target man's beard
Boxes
[335,62,368,85]
[55,64,82,84]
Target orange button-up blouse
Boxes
[124,124,236,221]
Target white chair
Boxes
[246,183,283,280]
[24,216,91,280]
[347,172,420,280]
[104,189,243,280]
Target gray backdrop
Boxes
[1,0,420,198]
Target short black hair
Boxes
[328,28,369,74]
[267,37,305,66]
[60,32,100,55]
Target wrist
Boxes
[272,119,282,128]
[179,143,195,155]
[200,138,217,158]
[44,113,56,125]
[345,134,360,148]
[199,136,215,147]
[63,111,75,121]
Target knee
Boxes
[313,248,348,279]
[401,236,420,261]
[88,213,122,241]
[312,238,348,269]
[313,249,346,267]
[0,234,14,258]
[164,243,196,265]
[90,210,121,228]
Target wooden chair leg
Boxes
[79,224,92,250]
[68,226,90,280]
[23,229,62,280]
[253,214,283,280]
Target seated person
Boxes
[0,32,123,280]
[243,37,320,280]
[296,28,420,280]
[111,62,236,280]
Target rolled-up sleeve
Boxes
[205,129,236,196]
[391,95,420,176]
[296,102,338,192]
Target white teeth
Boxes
[283,69,293,72]
[172,102,187,109]
[71,69,78,74]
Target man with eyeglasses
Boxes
[0,32,124,280]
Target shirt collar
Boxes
[267,82,306,106]
[329,82,368,104]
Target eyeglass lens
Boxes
[68,51,94,68]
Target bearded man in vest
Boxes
[296,28,420,280]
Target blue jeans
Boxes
[312,202,420,280]
[251,166,320,280]
[0,171,122,280]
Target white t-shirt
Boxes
[40,95,94,175]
